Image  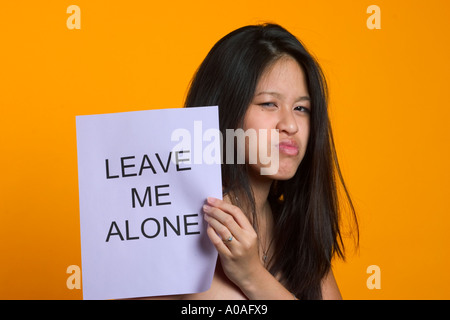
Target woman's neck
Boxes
[247,171,273,218]
[247,170,275,266]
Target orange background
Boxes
[1,0,449,299]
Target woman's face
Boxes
[243,55,310,180]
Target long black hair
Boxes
[185,23,358,299]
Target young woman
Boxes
[160,23,357,300]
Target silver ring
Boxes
[226,236,233,242]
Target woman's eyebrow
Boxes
[255,91,281,97]
[296,96,310,102]
[255,91,310,101]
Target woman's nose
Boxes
[276,108,299,135]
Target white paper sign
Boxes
[76,106,221,300]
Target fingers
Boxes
[203,197,257,257]
[203,203,242,241]
[206,197,253,230]
[206,223,231,255]
[203,198,242,256]
[203,210,234,241]
[203,196,263,289]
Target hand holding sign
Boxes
[203,197,263,288]
[76,107,222,300]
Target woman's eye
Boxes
[260,102,277,107]
[295,106,310,113]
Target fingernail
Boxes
[203,204,211,213]
[207,197,216,204]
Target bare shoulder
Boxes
[321,269,342,300]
